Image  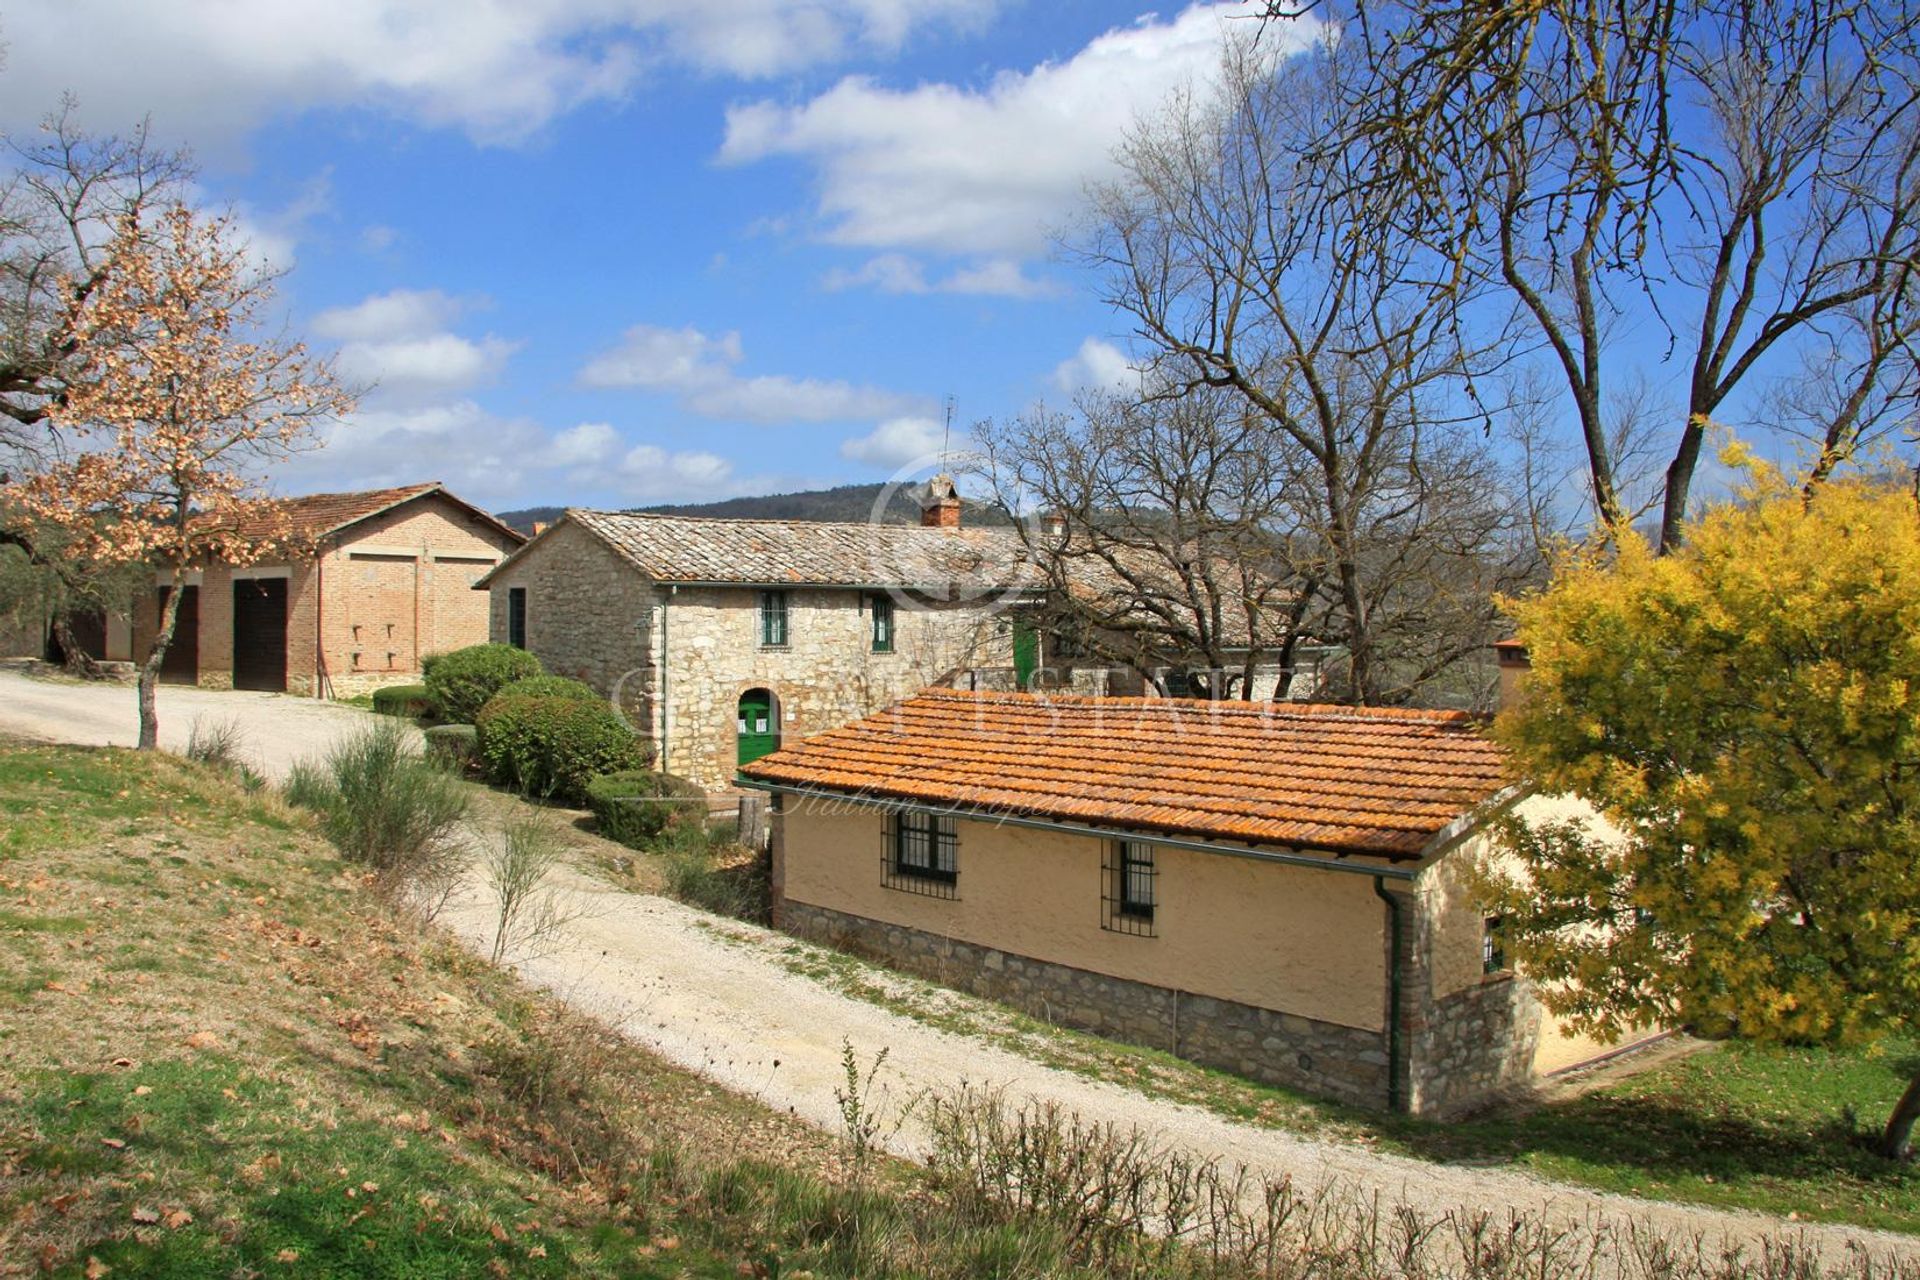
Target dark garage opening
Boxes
[157,585,200,685]
[232,577,289,692]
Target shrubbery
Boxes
[283,720,467,915]
[371,683,434,718]
[423,722,479,770]
[496,674,601,704]
[585,768,706,846]
[476,694,648,805]
[424,643,543,724]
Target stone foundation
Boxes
[780,898,1390,1109]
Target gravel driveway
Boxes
[0,666,394,778]
[437,866,1920,1265]
[5,665,1915,1264]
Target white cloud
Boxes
[313,289,465,343]
[618,445,736,493]
[335,333,520,398]
[314,288,515,402]
[1051,337,1138,394]
[579,323,925,423]
[821,252,1058,298]
[840,415,952,468]
[549,421,621,468]
[720,3,1328,258]
[1,0,1002,149]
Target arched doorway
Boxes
[736,688,780,770]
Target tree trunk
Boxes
[138,576,185,751]
[50,611,106,679]
[1881,1071,1920,1161]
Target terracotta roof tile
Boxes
[562,509,1041,591]
[742,689,1510,858]
[204,483,525,549]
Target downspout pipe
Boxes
[657,585,674,773]
[1374,875,1404,1113]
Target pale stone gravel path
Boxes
[438,863,1920,1266]
[0,667,404,778]
[5,668,1917,1265]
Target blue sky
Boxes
[3,0,1322,512]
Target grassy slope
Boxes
[0,744,846,1277]
[691,916,1920,1234]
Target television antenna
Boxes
[941,394,955,467]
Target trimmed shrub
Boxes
[372,683,434,718]
[497,674,601,704]
[585,769,706,846]
[424,643,543,724]
[424,723,479,771]
[476,694,648,806]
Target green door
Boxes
[736,689,780,769]
[1012,620,1039,690]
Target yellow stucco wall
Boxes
[780,805,1393,1032]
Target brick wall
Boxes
[130,492,517,697]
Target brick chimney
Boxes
[919,473,962,528]
[1492,638,1530,711]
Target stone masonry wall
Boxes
[779,898,1391,1110]
[654,586,1013,792]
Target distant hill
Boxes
[495,482,1016,534]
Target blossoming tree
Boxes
[14,204,353,749]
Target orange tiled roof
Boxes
[741,689,1510,859]
[204,483,524,548]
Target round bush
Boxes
[585,769,707,847]
[476,694,649,806]
[496,674,601,704]
[371,683,434,718]
[424,643,543,724]
[423,723,479,771]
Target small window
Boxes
[883,809,957,898]
[1482,915,1507,975]
[760,590,789,647]
[870,594,895,653]
[1103,840,1157,936]
[507,587,527,649]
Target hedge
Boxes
[423,723,479,771]
[475,694,649,806]
[585,769,708,847]
[424,644,543,724]
[370,683,434,719]
[496,674,601,704]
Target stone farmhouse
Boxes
[742,688,1654,1117]
[123,482,525,697]
[474,480,1038,793]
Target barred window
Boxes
[870,594,895,653]
[883,810,957,897]
[1483,915,1507,975]
[1102,840,1157,936]
[760,590,789,647]
[507,587,527,649]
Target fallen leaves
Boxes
[183,1030,220,1050]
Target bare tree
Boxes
[1064,39,1540,704]
[0,100,192,457]
[975,387,1323,700]
[1316,0,1920,548]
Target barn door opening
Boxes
[736,688,780,770]
[233,577,289,692]
[156,585,200,685]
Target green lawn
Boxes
[706,916,1920,1234]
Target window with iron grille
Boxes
[1483,915,1507,974]
[759,590,789,647]
[870,594,895,653]
[883,809,957,897]
[507,587,527,649]
[1102,840,1157,936]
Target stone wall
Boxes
[780,899,1391,1109]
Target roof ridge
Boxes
[914,687,1486,724]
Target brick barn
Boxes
[129,482,524,697]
